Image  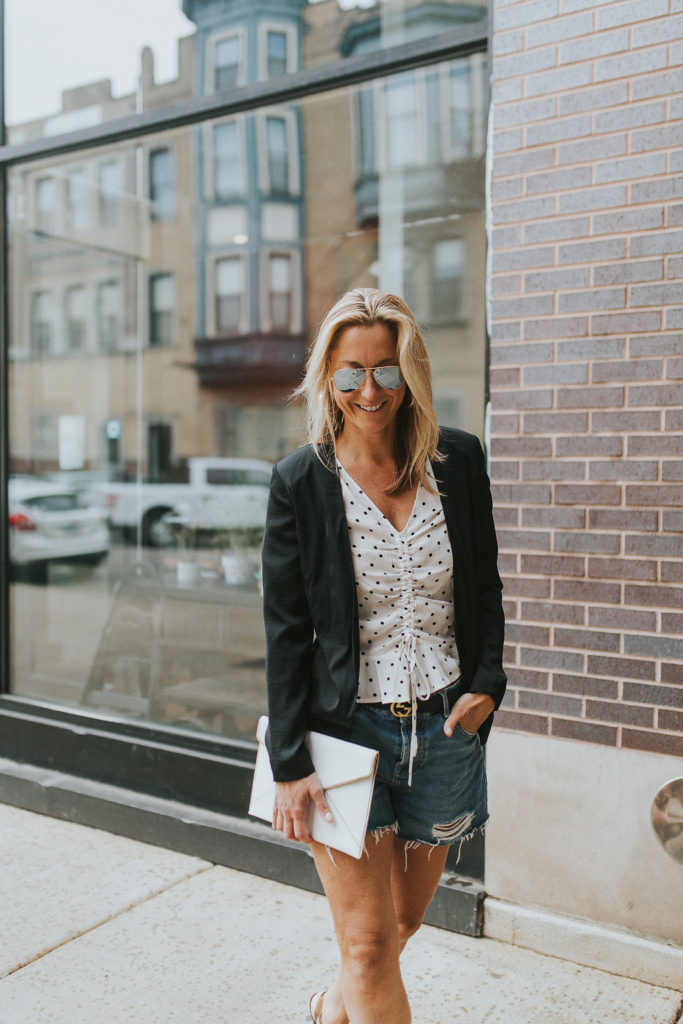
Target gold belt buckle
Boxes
[390,701,412,718]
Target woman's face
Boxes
[329,321,407,439]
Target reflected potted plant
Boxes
[211,526,263,587]
[165,509,201,586]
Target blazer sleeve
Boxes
[471,438,507,707]
[261,464,316,782]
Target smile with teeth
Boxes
[357,401,386,412]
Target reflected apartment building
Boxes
[8,0,490,482]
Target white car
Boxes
[9,477,110,578]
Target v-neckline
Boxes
[337,461,421,536]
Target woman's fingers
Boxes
[273,773,330,842]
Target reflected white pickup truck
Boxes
[101,457,273,546]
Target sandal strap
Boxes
[309,990,326,1024]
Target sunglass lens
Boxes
[333,368,365,391]
[373,366,404,390]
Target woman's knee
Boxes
[397,912,423,947]
[339,925,399,976]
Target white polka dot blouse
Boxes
[338,461,461,705]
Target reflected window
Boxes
[149,147,175,221]
[214,34,242,92]
[450,65,472,159]
[31,411,57,462]
[149,273,176,347]
[358,87,377,178]
[385,73,419,168]
[267,31,288,78]
[35,176,56,236]
[268,254,292,331]
[98,159,123,226]
[266,116,289,195]
[432,239,466,323]
[96,280,121,351]
[148,421,173,482]
[213,121,243,199]
[30,291,55,354]
[65,286,87,351]
[66,168,89,232]
[215,256,245,334]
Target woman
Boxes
[261,288,506,1024]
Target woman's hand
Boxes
[444,692,495,737]
[273,773,334,843]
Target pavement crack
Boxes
[3,862,215,980]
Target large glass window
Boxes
[7,52,487,750]
[213,34,243,91]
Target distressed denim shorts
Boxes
[349,684,488,850]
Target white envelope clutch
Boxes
[249,715,379,860]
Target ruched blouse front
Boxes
[338,461,461,705]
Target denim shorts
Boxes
[349,684,488,849]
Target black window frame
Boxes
[0,9,489,814]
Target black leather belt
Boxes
[364,684,460,718]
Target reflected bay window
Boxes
[213,34,242,91]
[266,116,289,195]
[432,239,465,323]
[215,256,244,334]
[35,176,56,235]
[97,280,122,351]
[267,31,288,78]
[65,286,87,351]
[30,291,55,354]
[149,147,175,220]
[66,168,89,232]
[149,273,176,347]
[213,121,243,199]
[385,73,419,168]
[98,159,123,226]
[268,254,292,331]
[449,65,472,159]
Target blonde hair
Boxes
[295,288,441,493]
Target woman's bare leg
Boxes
[311,836,450,1024]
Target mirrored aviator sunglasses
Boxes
[333,366,405,392]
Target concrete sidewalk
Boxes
[1,803,681,1024]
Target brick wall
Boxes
[488,0,683,757]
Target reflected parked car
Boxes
[9,477,110,581]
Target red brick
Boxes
[521,553,585,577]
[554,626,620,652]
[492,483,553,504]
[661,562,683,583]
[522,507,586,528]
[552,673,619,700]
[555,532,620,554]
[588,557,657,581]
[554,579,621,603]
[625,484,683,506]
[659,709,683,732]
[557,386,624,409]
[503,643,518,665]
[628,435,681,456]
[490,460,521,481]
[628,383,683,406]
[588,459,658,481]
[622,682,683,708]
[556,435,623,456]
[591,359,663,382]
[523,412,588,433]
[585,699,654,727]
[555,483,622,505]
[498,553,519,575]
[665,408,683,430]
[490,414,521,433]
[503,599,519,620]
[498,529,551,551]
[622,729,683,757]
[523,460,585,481]
[490,367,522,387]
[592,311,661,334]
[662,460,683,481]
[587,509,658,531]
[495,710,550,735]
[662,510,683,532]
[661,662,683,685]
[495,388,554,411]
[586,655,656,681]
[490,436,553,457]
[507,623,551,645]
[501,575,551,598]
[521,647,584,671]
[625,534,681,557]
[493,508,519,528]
[519,691,582,716]
[523,316,589,339]
[588,606,657,631]
[521,600,586,625]
[505,667,550,690]
[551,718,618,745]
[624,584,683,609]
[591,410,661,431]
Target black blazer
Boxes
[261,426,506,782]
